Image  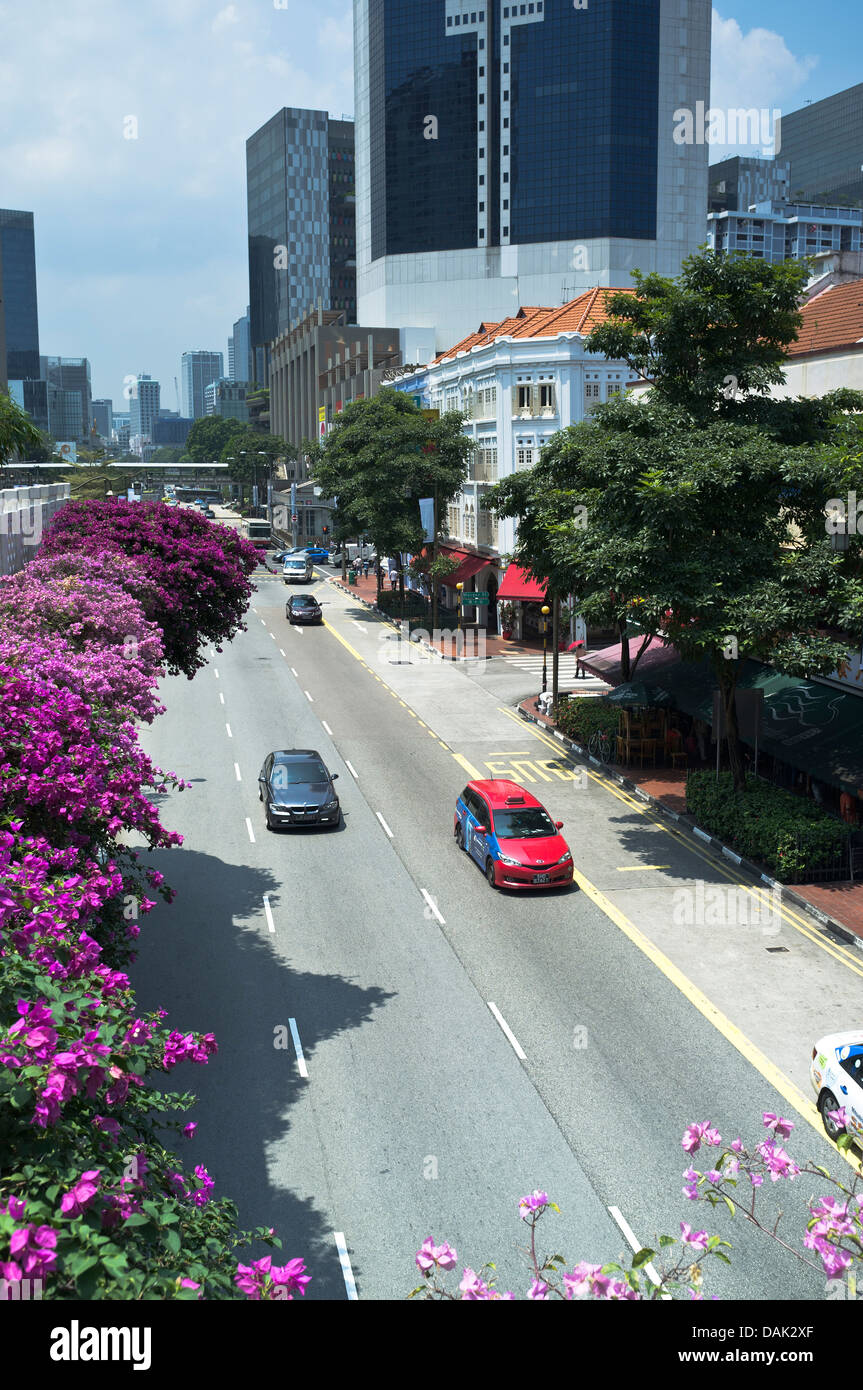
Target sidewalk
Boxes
[518,693,863,946]
[326,573,598,662]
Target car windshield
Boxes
[493,807,556,839]
[292,596,317,606]
[273,759,328,786]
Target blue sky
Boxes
[0,1,856,411]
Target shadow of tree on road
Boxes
[130,845,393,1300]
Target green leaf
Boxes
[631,1248,656,1269]
[164,1228,182,1255]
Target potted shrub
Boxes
[499,600,516,639]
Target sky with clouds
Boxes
[0,0,856,410]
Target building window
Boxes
[479,120,485,131]
[539,383,554,410]
[517,385,531,410]
[479,174,485,185]
[479,147,485,158]
[607,382,622,399]
[516,447,533,470]
[479,201,485,212]
[503,199,509,209]
[479,67,484,77]
[585,382,601,413]
[503,225,509,236]
[503,144,509,155]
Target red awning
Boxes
[497,562,547,602]
[444,551,488,588]
[418,545,490,589]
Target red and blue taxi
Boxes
[453,779,574,889]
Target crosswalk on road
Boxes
[493,650,610,692]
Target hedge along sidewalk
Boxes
[517,694,863,953]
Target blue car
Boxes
[305,546,330,563]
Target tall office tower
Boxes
[40,357,92,441]
[92,399,114,441]
[778,85,863,208]
[129,375,161,442]
[246,108,357,384]
[354,0,711,349]
[228,307,252,383]
[181,350,224,420]
[0,210,40,381]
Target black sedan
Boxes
[286,593,322,624]
[258,750,340,831]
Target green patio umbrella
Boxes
[605,681,673,708]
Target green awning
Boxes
[654,659,863,793]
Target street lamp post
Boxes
[541,604,551,695]
[456,582,464,656]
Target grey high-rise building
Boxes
[246,108,356,383]
[708,156,791,214]
[0,210,40,382]
[778,85,863,208]
[40,357,92,441]
[92,399,113,442]
[129,375,161,444]
[228,307,252,383]
[181,350,223,420]
[354,0,711,350]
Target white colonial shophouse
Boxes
[392,289,634,636]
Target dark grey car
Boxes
[258,749,340,831]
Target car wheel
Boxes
[485,857,498,889]
[455,822,465,851]
[819,1090,846,1139]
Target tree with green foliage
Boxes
[306,391,473,620]
[585,248,810,414]
[185,415,244,462]
[219,429,293,504]
[488,249,863,787]
[0,389,42,467]
[150,445,185,462]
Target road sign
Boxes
[462,592,490,605]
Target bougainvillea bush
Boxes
[412,1113,863,1300]
[39,499,260,678]
[0,500,308,1298]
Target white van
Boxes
[283,554,312,583]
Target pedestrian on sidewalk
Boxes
[363,557,371,579]
[389,566,398,591]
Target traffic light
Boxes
[322,525,329,536]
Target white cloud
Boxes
[710,9,818,158]
[212,4,241,35]
[318,8,352,53]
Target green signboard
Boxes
[462,591,490,605]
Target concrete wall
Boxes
[0,482,70,576]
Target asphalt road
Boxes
[131,563,844,1300]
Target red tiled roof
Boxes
[789,280,863,358]
[432,289,635,363]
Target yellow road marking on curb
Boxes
[453,753,482,780]
[497,705,863,979]
[573,865,859,1174]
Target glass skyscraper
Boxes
[0,209,40,381]
[778,85,863,209]
[228,307,251,383]
[181,351,224,421]
[354,0,711,349]
[246,108,356,384]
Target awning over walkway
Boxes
[442,548,489,588]
[497,562,547,602]
[582,634,679,682]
